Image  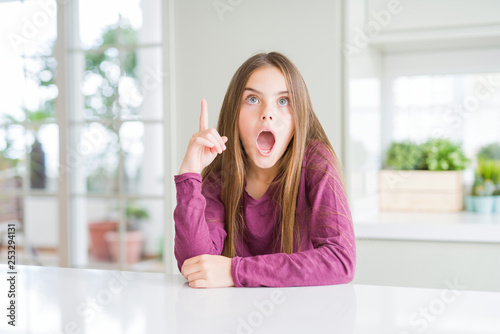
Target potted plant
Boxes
[420,138,469,171]
[383,140,423,171]
[379,138,469,212]
[104,202,149,264]
[494,188,500,214]
[1,110,53,190]
[490,160,500,214]
[465,171,481,212]
[467,159,500,214]
[25,109,54,189]
[88,201,119,261]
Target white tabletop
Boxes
[1,265,499,333]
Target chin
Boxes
[251,152,278,168]
[254,161,276,170]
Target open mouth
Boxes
[256,130,276,156]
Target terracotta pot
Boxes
[88,221,119,261]
[104,230,144,264]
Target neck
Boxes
[246,164,278,184]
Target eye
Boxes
[247,96,259,104]
[278,97,289,106]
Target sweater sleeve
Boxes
[173,172,227,272]
[231,143,356,287]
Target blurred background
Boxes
[0,0,499,292]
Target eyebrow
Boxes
[244,87,289,96]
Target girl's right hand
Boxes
[178,99,228,175]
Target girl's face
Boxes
[238,66,295,177]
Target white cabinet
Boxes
[359,0,500,52]
[368,0,500,32]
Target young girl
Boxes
[174,52,356,288]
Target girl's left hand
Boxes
[181,254,235,288]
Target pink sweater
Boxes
[173,140,356,287]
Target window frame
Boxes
[347,47,500,243]
[54,0,178,272]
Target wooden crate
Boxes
[378,170,464,212]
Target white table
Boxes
[1,265,499,333]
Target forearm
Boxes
[231,244,356,288]
[173,173,225,271]
[174,219,220,272]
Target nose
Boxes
[260,103,273,121]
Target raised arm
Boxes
[174,99,228,272]
[231,142,356,287]
[173,172,227,272]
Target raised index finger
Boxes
[199,98,208,132]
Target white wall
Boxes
[173,0,344,168]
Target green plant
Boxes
[382,138,470,171]
[1,109,53,184]
[84,23,137,121]
[478,143,500,161]
[471,172,482,196]
[472,159,500,196]
[0,130,21,172]
[1,44,56,184]
[471,175,496,196]
[383,140,423,170]
[490,160,500,185]
[478,180,496,196]
[477,159,500,182]
[125,202,149,231]
[84,22,139,192]
[420,138,469,171]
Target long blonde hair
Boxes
[201,52,349,258]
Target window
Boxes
[70,0,164,271]
[391,73,500,154]
[1,0,168,272]
[0,0,59,265]
[348,49,500,230]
